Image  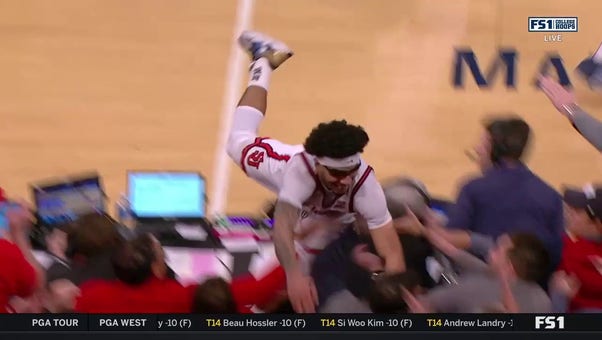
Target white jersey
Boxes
[280,152,388,227]
[227,107,392,267]
[233,136,391,232]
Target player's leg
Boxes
[226,31,297,192]
[236,31,294,114]
[226,31,293,163]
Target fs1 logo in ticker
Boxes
[535,316,565,330]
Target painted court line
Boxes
[209,0,255,216]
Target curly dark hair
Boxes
[303,120,370,158]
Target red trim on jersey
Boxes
[300,153,320,186]
[240,137,291,174]
[349,166,373,212]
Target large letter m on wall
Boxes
[453,48,517,88]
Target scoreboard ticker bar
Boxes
[0,314,598,332]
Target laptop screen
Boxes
[128,172,205,219]
[33,176,105,226]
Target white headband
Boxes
[316,153,361,169]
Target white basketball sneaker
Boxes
[238,30,293,69]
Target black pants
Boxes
[310,227,362,305]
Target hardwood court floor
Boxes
[1,0,601,215]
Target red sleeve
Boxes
[231,265,286,308]
[1,241,37,298]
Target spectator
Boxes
[192,278,237,313]
[551,186,602,312]
[405,229,552,313]
[445,117,564,270]
[192,264,286,313]
[1,203,44,313]
[46,213,124,286]
[75,233,192,313]
[42,214,123,313]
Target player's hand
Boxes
[538,75,577,117]
[550,271,580,298]
[351,244,384,272]
[286,270,318,313]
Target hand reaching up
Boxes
[538,75,577,117]
[550,271,580,298]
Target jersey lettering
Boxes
[247,150,265,169]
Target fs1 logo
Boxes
[529,17,578,32]
[535,316,565,330]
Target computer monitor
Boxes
[127,171,206,219]
[32,174,106,227]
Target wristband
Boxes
[562,103,580,121]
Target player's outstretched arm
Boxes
[356,174,405,273]
[272,200,318,313]
[272,200,302,274]
[369,222,405,273]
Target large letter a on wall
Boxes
[536,54,571,87]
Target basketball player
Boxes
[226,31,404,313]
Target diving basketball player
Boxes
[226,31,404,313]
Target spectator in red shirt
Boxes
[552,186,602,312]
[75,233,193,313]
[0,240,37,313]
[1,203,44,313]
[192,264,287,314]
